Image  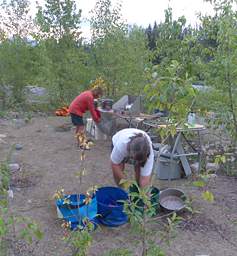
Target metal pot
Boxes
[159,188,186,212]
[101,99,113,110]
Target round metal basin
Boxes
[159,188,186,211]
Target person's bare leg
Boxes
[76,125,85,134]
[111,161,126,186]
[76,125,85,147]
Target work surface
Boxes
[0,115,236,256]
[99,108,205,131]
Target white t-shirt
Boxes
[111,128,154,177]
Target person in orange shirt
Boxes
[69,87,103,143]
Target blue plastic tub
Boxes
[56,194,98,230]
[96,186,128,227]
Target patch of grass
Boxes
[0,162,10,191]
[0,110,7,118]
[103,248,133,256]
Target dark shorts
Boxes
[70,113,84,126]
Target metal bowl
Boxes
[159,188,186,211]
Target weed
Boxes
[0,159,43,254]
[103,248,133,256]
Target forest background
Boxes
[0,0,237,152]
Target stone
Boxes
[7,189,14,199]
[190,162,200,173]
[12,118,26,129]
[9,163,20,172]
[206,162,220,172]
[15,144,23,150]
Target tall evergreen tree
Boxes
[145,23,156,50]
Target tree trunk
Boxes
[226,68,237,141]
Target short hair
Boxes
[127,133,150,166]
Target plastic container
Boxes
[56,194,98,230]
[96,186,128,227]
[86,118,107,140]
[156,156,182,180]
[95,125,107,140]
[188,112,196,126]
[86,118,94,135]
[128,185,160,216]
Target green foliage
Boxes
[201,190,214,202]
[90,1,149,97]
[147,7,202,80]
[152,8,187,65]
[34,0,92,104]
[192,180,206,188]
[200,1,237,141]
[91,27,149,97]
[35,0,82,40]
[184,196,200,215]
[103,248,133,256]
[0,209,44,252]
[192,172,215,203]
[0,37,33,104]
[163,212,183,244]
[146,242,165,256]
[0,110,7,118]
[90,0,126,41]
[0,163,10,192]
[123,182,162,256]
[63,220,94,256]
[214,154,226,165]
[144,60,196,141]
[71,230,92,256]
[0,158,43,254]
[0,0,33,38]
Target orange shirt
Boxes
[69,90,100,123]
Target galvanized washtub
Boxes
[159,188,186,212]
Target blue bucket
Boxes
[56,194,98,230]
[96,186,128,227]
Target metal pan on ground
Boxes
[159,188,186,212]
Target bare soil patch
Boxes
[0,115,237,256]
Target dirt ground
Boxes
[0,115,237,256]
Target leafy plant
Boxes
[54,144,98,256]
[0,162,43,254]
[122,181,162,256]
[103,248,133,256]
[144,60,196,140]
[201,190,214,202]
[161,212,183,246]
[146,241,165,256]
[63,219,94,256]
[184,195,200,215]
[192,173,215,203]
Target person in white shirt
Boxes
[111,128,154,188]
